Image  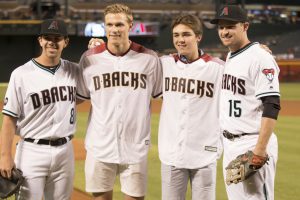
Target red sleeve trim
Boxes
[131,42,158,57]
[131,42,146,53]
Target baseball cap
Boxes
[40,19,68,36]
[210,5,248,24]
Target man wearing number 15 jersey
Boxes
[211,5,281,200]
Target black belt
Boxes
[223,130,258,141]
[24,135,73,146]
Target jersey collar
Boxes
[32,58,61,74]
[229,42,258,59]
[106,41,132,57]
[175,49,204,64]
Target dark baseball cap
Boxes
[210,5,248,24]
[40,19,68,36]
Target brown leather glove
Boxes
[225,151,269,185]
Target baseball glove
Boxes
[0,168,24,199]
[225,150,269,185]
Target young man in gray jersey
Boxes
[211,5,280,200]
[0,19,79,199]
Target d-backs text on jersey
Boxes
[164,76,214,98]
[30,86,77,109]
[222,74,246,95]
[93,72,147,91]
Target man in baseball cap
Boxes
[210,4,248,24]
[210,4,280,200]
[40,19,68,36]
[38,19,69,59]
[210,4,250,52]
[0,17,78,199]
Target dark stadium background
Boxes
[1,0,299,82]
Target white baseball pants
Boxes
[161,162,217,200]
[223,133,278,200]
[14,140,74,200]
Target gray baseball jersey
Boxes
[159,53,224,169]
[2,59,79,139]
[77,42,162,164]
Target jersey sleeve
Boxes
[76,54,90,100]
[151,55,163,98]
[253,53,280,99]
[2,70,22,118]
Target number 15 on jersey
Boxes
[228,100,242,117]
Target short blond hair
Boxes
[104,4,133,24]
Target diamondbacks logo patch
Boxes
[48,21,59,30]
[220,6,229,16]
[262,68,275,83]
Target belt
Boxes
[223,130,258,141]
[24,135,73,146]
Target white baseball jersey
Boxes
[77,42,162,164]
[158,52,224,169]
[220,42,280,134]
[2,58,79,139]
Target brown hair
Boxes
[104,3,133,24]
[172,14,203,36]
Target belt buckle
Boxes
[50,137,69,146]
[223,130,235,141]
[58,138,65,146]
[50,138,62,146]
[49,140,56,146]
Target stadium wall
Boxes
[1,23,300,82]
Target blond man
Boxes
[77,4,162,200]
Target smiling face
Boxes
[38,35,68,59]
[172,24,201,61]
[217,20,249,52]
[105,13,132,47]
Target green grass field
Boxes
[279,83,300,100]
[73,114,300,200]
[0,83,300,199]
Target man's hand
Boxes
[88,38,105,49]
[0,154,15,178]
[260,44,272,54]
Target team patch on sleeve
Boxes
[262,68,275,83]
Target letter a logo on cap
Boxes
[48,20,59,30]
[220,6,229,16]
